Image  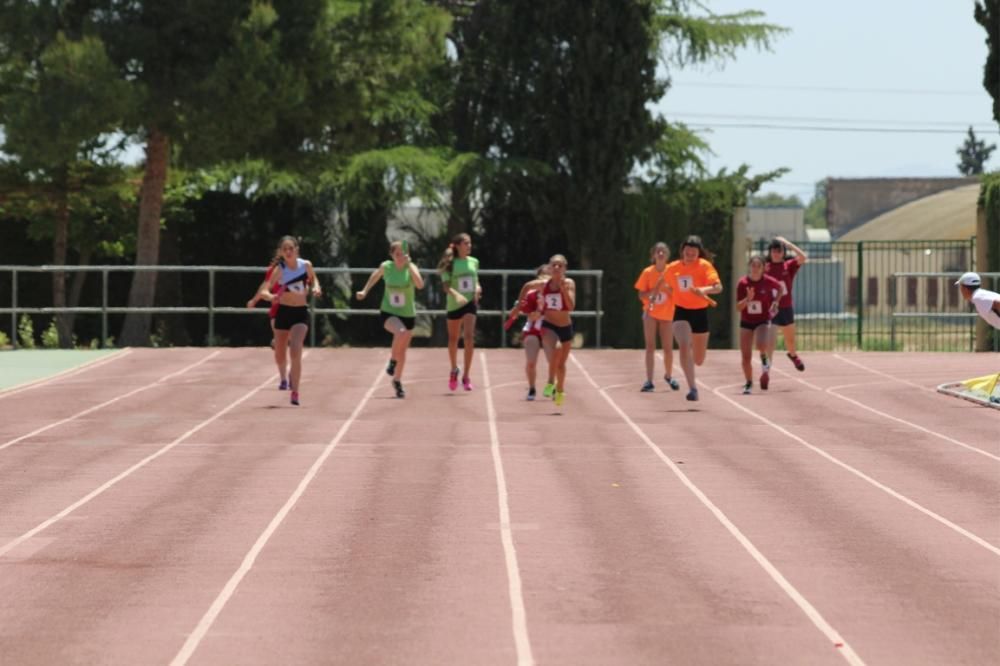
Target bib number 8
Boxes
[389,292,406,307]
[458,276,475,292]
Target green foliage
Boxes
[804,180,828,229]
[653,3,788,67]
[749,192,803,207]
[41,320,62,349]
[957,127,997,176]
[17,314,35,349]
[975,1,999,125]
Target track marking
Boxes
[0,361,283,560]
[170,364,384,666]
[833,354,936,392]
[709,381,1000,557]
[571,355,865,665]
[774,368,1000,463]
[482,352,535,666]
[0,351,221,453]
[0,349,132,399]
[826,382,1000,462]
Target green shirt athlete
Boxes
[380,259,417,318]
[441,256,480,311]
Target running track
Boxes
[0,348,997,665]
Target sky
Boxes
[652,0,996,204]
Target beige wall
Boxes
[827,177,978,239]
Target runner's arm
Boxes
[355,266,385,300]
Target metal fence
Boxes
[0,265,604,350]
[750,239,996,352]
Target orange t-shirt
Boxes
[634,265,675,321]
[665,258,720,310]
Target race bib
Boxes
[458,276,475,292]
[678,275,693,291]
[652,291,667,305]
[544,293,564,310]
[287,282,305,293]
[747,300,762,315]
[389,291,407,307]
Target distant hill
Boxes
[838,184,978,241]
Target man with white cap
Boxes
[955,272,1000,329]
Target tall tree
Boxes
[975,0,999,125]
[0,31,134,346]
[1,0,450,345]
[957,126,997,175]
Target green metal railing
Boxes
[749,239,982,351]
[0,265,604,349]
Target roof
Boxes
[838,184,979,241]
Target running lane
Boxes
[175,348,517,666]
[580,349,999,666]
[484,349,851,665]
[0,349,382,664]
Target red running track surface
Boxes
[0,347,997,665]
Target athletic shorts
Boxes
[380,310,415,331]
[542,320,574,343]
[772,307,795,326]
[672,305,709,334]
[740,320,771,331]
[274,305,309,330]
[447,301,478,320]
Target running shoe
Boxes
[664,375,680,391]
[290,391,300,406]
[641,380,655,392]
[543,382,555,399]
[386,359,397,376]
[448,368,459,391]
[761,354,770,371]
[742,381,752,395]
[760,369,770,391]
[462,376,473,391]
[685,388,699,402]
[788,352,805,371]
[526,387,536,401]
[554,390,565,407]
[278,379,289,391]
[393,380,405,398]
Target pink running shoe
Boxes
[448,368,459,391]
[462,376,473,391]
[290,391,300,406]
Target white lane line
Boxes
[0,362,280,560]
[832,354,936,392]
[0,349,132,399]
[482,352,535,666]
[170,365,385,666]
[571,356,865,665]
[0,351,221,453]
[774,366,1000,463]
[825,382,1000,463]
[709,381,1000,557]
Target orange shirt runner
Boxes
[665,258,720,310]
[634,265,675,321]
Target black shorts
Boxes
[740,320,771,331]
[447,301,478,320]
[672,306,709,334]
[380,311,416,331]
[274,305,309,330]
[542,320,574,343]
[772,306,795,326]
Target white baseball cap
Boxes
[954,272,981,287]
